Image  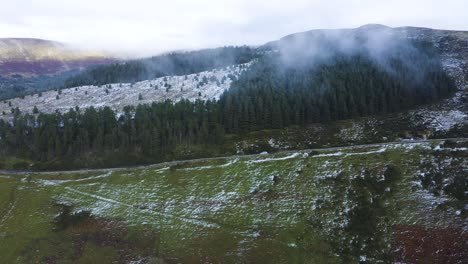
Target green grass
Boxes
[0,157,33,170]
[0,141,466,263]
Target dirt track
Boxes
[0,137,467,175]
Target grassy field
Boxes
[0,140,466,263]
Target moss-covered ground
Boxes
[0,140,466,263]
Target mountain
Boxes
[0,25,467,263]
[0,24,466,166]
[1,25,465,122]
[61,46,259,87]
[262,24,467,81]
[264,24,468,54]
[0,38,115,77]
[0,38,117,100]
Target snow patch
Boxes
[181,159,238,171]
[248,153,300,164]
[0,62,254,120]
[38,171,113,186]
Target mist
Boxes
[265,24,442,85]
[0,0,467,57]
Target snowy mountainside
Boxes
[406,31,468,133]
[260,25,468,135]
[366,27,468,135]
[1,25,467,133]
[0,62,252,118]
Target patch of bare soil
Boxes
[393,224,468,264]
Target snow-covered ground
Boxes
[393,29,468,133]
[407,55,468,132]
[1,28,467,135]
[0,62,253,119]
[411,109,467,132]
[1,139,466,262]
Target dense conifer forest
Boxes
[63,46,258,88]
[221,43,455,132]
[0,46,257,101]
[0,41,456,169]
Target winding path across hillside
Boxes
[1,137,466,175]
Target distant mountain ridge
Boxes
[0,24,466,174]
[262,24,468,57]
[0,38,115,76]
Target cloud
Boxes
[0,0,466,57]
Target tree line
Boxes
[0,46,258,101]
[63,46,259,88]
[0,100,224,167]
[220,47,455,133]
[0,42,456,168]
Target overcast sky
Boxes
[0,0,466,57]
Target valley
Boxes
[0,24,467,263]
[0,139,466,263]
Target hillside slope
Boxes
[2,25,466,120]
[0,38,116,101]
[0,139,466,263]
[0,25,466,170]
[0,62,252,117]
[0,38,114,76]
